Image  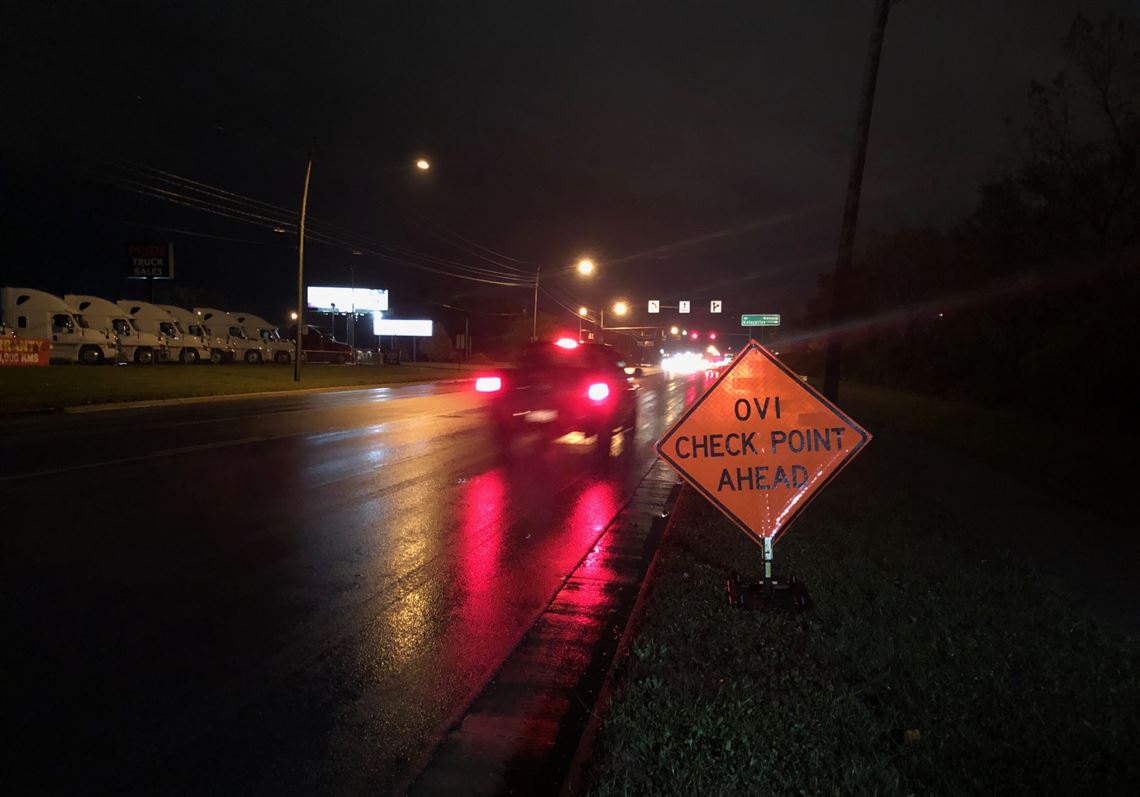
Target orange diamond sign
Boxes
[656,342,871,545]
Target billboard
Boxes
[127,243,174,279]
[373,318,432,337]
[307,286,389,313]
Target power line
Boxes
[96,167,535,287]
[106,158,537,279]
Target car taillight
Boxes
[475,376,502,393]
[587,382,610,401]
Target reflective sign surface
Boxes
[656,341,871,544]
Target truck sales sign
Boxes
[127,244,174,279]
[0,337,50,366]
[656,341,870,545]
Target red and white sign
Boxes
[656,341,870,545]
[0,338,50,367]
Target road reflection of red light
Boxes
[459,470,507,629]
[567,481,619,552]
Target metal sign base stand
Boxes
[726,537,813,612]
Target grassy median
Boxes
[585,386,1139,796]
[0,361,500,412]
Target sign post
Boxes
[655,341,870,610]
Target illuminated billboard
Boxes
[373,318,433,337]
[307,286,388,313]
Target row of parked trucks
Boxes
[0,287,301,365]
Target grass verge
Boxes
[584,388,1140,796]
[0,362,503,412]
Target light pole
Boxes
[578,306,588,342]
[293,152,313,382]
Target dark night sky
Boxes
[1,0,1127,327]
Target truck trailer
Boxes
[194,308,270,364]
[65,294,165,365]
[1,287,119,364]
[117,300,206,364]
[160,305,233,363]
[233,312,294,364]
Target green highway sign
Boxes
[741,314,780,327]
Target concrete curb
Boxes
[557,482,684,797]
[404,462,682,796]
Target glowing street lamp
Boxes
[576,258,595,276]
[612,301,628,316]
[415,158,431,171]
[669,325,679,335]
[578,306,589,316]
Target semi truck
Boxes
[194,308,270,364]
[65,294,165,365]
[117,300,203,363]
[160,305,233,363]
[233,312,294,364]
[284,324,354,363]
[0,287,119,364]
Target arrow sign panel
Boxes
[656,341,870,546]
[678,300,691,314]
[710,300,722,313]
[648,300,660,313]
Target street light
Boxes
[577,258,595,276]
[290,311,299,321]
[612,301,628,316]
[296,154,431,381]
[669,325,679,335]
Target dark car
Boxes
[477,339,640,456]
[286,324,352,364]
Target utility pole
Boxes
[293,152,313,382]
[531,266,540,341]
[822,0,891,402]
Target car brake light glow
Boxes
[554,337,579,349]
[587,382,610,401]
[475,376,502,393]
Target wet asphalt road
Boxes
[2,373,704,794]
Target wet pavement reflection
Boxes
[1,373,707,793]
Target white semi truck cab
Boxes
[117,300,204,364]
[160,305,230,363]
[65,294,165,365]
[194,308,270,364]
[233,312,294,364]
[1,287,119,364]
